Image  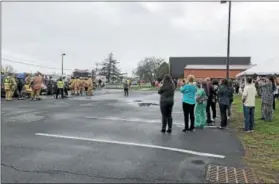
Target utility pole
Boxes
[61,53,66,75]
[221,0,232,79]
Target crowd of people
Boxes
[69,76,94,97]
[157,74,278,133]
[3,72,45,101]
[242,75,278,132]
[2,72,95,101]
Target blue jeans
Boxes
[243,106,255,131]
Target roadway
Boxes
[1,89,244,183]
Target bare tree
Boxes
[135,57,165,82]
[1,64,15,74]
[156,62,170,81]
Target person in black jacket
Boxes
[205,78,216,125]
[218,79,233,129]
[158,74,175,133]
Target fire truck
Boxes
[72,69,91,78]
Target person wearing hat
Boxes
[31,72,43,100]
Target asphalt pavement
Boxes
[1,89,245,183]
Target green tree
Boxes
[156,62,169,81]
[135,57,165,82]
[99,53,121,83]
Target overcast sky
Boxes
[2,2,279,75]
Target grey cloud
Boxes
[2,2,279,74]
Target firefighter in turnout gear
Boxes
[80,78,85,95]
[31,72,43,100]
[56,77,65,99]
[74,77,79,95]
[87,77,93,96]
[25,74,31,85]
[4,73,16,101]
[69,77,75,95]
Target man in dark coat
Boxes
[205,77,216,125]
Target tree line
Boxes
[2,54,170,84]
[94,54,170,84]
[133,57,170,83]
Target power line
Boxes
[2,58,73,71]
[2,55,48,65]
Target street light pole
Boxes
[221,0,232,79]
[61,53,66,75]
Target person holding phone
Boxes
[158,74,175,133]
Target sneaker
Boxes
[167,129,172,133]
[228,116,230,120]
[182,129,188,132]
[245,130,251,133]
[161,129,166,133]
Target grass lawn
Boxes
[231,95,279,183]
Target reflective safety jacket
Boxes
[57,80,65,89]
[4,76,16,90]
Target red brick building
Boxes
[184,65,251,80]
[169,57,252,80]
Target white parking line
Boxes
[85,116,218,128]
[35,133,225,158]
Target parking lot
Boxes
[1,90,244,183]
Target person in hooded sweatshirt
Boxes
[158,74,176,133]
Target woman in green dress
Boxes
[194,82,208,128]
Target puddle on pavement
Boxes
[137,102,159,107]
[80,103,98,107]
[191,160,205,165]
[8,112,45,123]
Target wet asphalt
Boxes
[1,89,245,183]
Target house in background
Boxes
[169,57,252,80]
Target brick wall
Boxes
[184,69,245,79]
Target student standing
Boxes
[227,80,234,120]
[218,79,233,129]
[242,77,257,133]
[123,80,129,96]
[158,74,175,133]
[258,76,274,121]
[180,75,197,132]
[205,78,216,125]
[194,82,208,129]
